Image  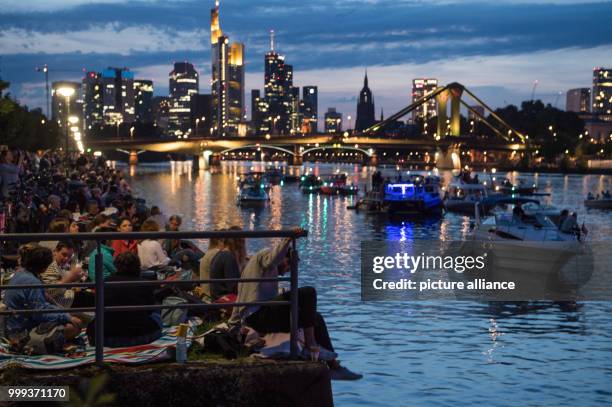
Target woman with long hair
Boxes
[137,219,170,270]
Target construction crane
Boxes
[530,80,539,101]
[35,65,87,118]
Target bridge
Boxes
[87,83,530,170]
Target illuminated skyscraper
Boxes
[169,62,199,138]
[134,79,154,123]
[355,71,375,132]
[83,72,104,132]
[566,88,591,114]
[251,89,270,136]
[412,78,438,122]
[301,86,318,134]
[210,0,245,136]
[101,67,135,125]
[593,67,612,120]
[265,30,293,135]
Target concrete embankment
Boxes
[1,360,334,406]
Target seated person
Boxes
[209,236,241,300]
[4,246,82,354]
[86,252,162,347]
[163,215,203,271]
[111,217,138,258]
[138,219,170,270]
[40,241,86,308]
[228,228,362,381]
[199,235,223,299]
[87,227,117,280]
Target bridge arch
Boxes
[219,144,295,156]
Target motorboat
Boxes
[444,179,497,215]
[465,197,593,295]
[238,172,272,191]
[487,177,537,195]
[299,174,323,194]
[584,197,612,210]
[320,173,359,195]
[383,176,442,215]
[237,183,269,205]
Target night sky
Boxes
[1,0,611,119]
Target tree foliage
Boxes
[0,78,62,150]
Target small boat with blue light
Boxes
[237,183,269,205]
[383,178,443,215]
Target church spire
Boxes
[364,68,369,89]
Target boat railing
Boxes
[0,229,305,367]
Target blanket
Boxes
[0,323,195,370]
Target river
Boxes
[124,161,612,407]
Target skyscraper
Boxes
[302,86,318,134]
[592,67,612,120]
[355,71,375,132]
[412,78,438,122]
[210,0,245,136]
[290,86,302,134]
[152,96,171,131]
[101,67,135,125]
[324,108,342,133]
[190,94,212,137]
[566,88,590,114]
[82,72,104,132]
[264,30,293,135]
[134,79,154,123]
[251,89,270,136]
[51,81,81,130]
[168,62,199,138]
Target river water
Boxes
[124,161,612,407]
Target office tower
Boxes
[190,94,212,137]
[251,89,271,136]
[592,67,612,120]
[210,0,245,136]
[134,80,154,123]
[411,78,438,122]
[264,30,293,135]
[51,81,81,130]
[324,108,342,133]
[566,88,591,113]
[152,96,171,132]
[82,72,104,132]
[302,86,318,134]
[168,62,199,138]
[290,86,302,134]
[101,67,135,125]
[355,71,375,131]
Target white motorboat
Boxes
[466,198,593,295]
[444,179,497,215]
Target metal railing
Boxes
[0,229,304,366]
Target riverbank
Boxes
[0,360,333,406]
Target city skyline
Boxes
[0,0,611,121]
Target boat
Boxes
[320,174,359,195]
[465,197,593,295]
[299,174,323,194]
[264,167,284,185]
[444,179,497,215]
[383,176,443,215]
[238,172,272,191]
[584,198,612,209]
[237,183,269,205]
[491,178,538,195]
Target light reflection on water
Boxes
[127,161,612,406]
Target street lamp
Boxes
[130,126,135,140]
[57,87,76,153]
[195,118,200,138]
[347,115,352,133]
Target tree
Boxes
[0,78,62,150]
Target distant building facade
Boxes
[190,94,212,137]
[101,67,135,125]
[301,86,318,134]
[593,67,612,120]
[251,89,271,136]
[264,31,293,135]
[355,72,375,132]
[82,72,104,132]
[152,96,171,132]
[412,78,438,122]
[168,62,199,138]
[566,88,591,113]
[134,79,154,123]
[324,108,342,133]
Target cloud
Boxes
[0,25,207,55]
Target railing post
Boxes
[95,242,105,367]
[289,237,299,358]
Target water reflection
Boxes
[125,161,612,407]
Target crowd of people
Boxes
[0,147,361,381]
